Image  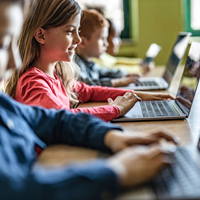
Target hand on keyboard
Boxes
[107,145,174,187]
[104,128,179,153]
[107,91,141,116]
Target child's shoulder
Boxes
[20,67,55,85]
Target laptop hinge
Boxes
[175,99,189,117]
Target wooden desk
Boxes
[36,66,200,199]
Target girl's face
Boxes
[106,27,122,56]
[0,2,23,82]
[42,14,82,62]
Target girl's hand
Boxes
[104,129,179,153]
[135,92,175,101]
[107,92,141,116]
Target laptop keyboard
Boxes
[138,80,159,87]
[140,101,180,117]
[152,148,200,199]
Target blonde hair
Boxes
[6,0,81,104]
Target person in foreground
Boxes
[5,0,173,122]
[0,0,179,199]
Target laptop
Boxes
[143,43,162,64]
[116,133,200,200]
[150,139,200,200]
[120,32,192,91]
[112,41,200,122]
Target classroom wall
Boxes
[118,0,184,65]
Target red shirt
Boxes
[15,67,132,122]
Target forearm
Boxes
[134,92,146,99]
[76,81,131,102]
[32,108,123,152]
[1,160,120,200]
[71,105,120,122]
[111,78,122,87]
[13,92,123,150]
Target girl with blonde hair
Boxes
[6,0,173,122]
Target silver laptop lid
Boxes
[175,41,200,117]
[162,32,192,85]
[143,43,162,64]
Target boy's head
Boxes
[76,9,109,59]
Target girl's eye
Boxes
[66,29,74,33]
[66,29,81,35]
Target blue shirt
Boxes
[0,92,122,200]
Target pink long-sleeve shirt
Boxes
[15,67,132,121]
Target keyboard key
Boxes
[146,102,156,117]
[151,102,162,116]
[157,102,169,116]
[163,102,178,116]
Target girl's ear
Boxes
[34,28,45,44]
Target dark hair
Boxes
[106,18,116,35]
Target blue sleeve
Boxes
[8,96,123,152]
[0,159,121,200]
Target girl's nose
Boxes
[74,32,82,45]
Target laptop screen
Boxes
[163,33,191,84]
[143,43,162,64]
[175,42,200,117]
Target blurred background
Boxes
[76,0,200,65]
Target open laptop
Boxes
[117,131,200,200]
[143,43,162,64]
[121,32,192,91]
[150,138,200,200]
[112,41,200,122]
